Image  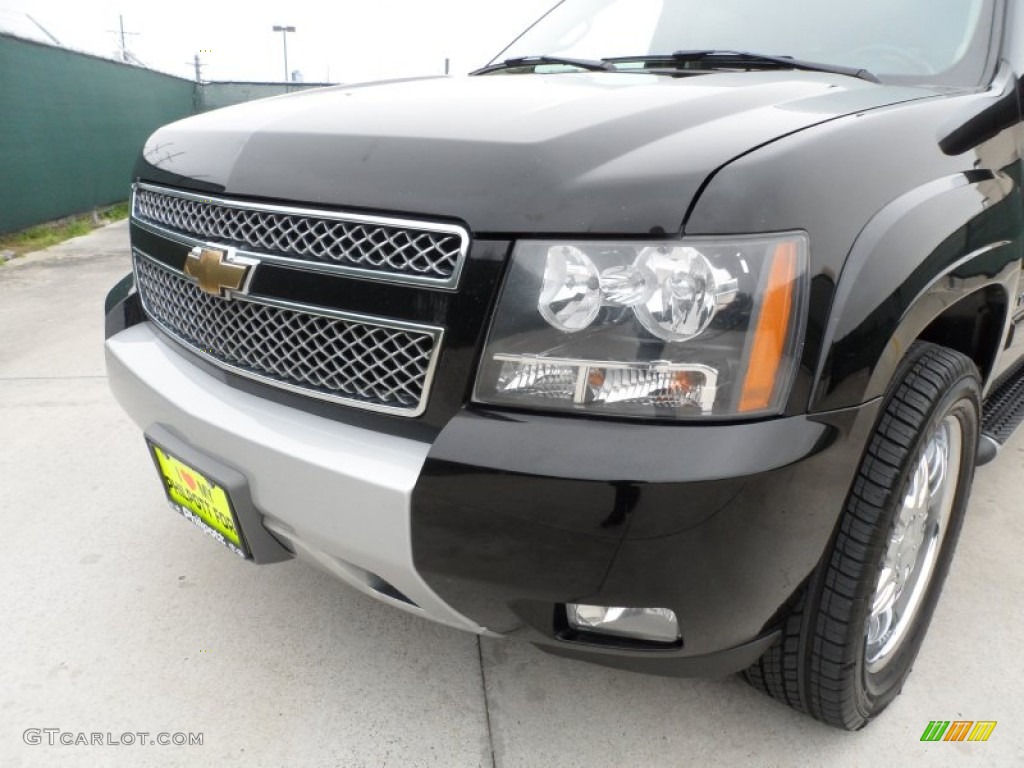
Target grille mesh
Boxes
[134,255,438,413]
[134,187,465,281]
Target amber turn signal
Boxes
[739,241,800,412]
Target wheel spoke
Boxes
[864,414,962,671]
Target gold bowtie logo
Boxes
[184,246,250,297]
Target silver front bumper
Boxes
[105,322,488,634]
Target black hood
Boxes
[139,72,930,235]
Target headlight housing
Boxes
[473,234,808,419]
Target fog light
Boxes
[566,604,680,644]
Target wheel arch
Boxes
[915,284,1009,386]
[811,171,1023,412]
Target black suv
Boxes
[105,0,1024,729]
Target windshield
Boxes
[495,0,998,86]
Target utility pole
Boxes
[193,53,203,83]
[107,14,139,63]
[445,58,450,75]
[272,25,296,87]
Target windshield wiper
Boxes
[605,50,880,83]
[471,55,616,75]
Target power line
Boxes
[25,13,60,45]
[0,9,61,46]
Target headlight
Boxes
[473,234,808,419]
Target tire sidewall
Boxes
[855,372,980,716]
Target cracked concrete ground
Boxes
[1,222,1021,767]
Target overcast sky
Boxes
[0,0,555,83]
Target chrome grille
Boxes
[133,253,440,415]
[133,185,468,286]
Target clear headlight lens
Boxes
[633,246,739,342]
[474,234,808,419]
[538,245,602,331]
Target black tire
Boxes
[744,342,981,730]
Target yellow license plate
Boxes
[149,443,248,559]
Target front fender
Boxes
[685,65,1023,417]
[812,170,1023,412]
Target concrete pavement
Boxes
[1,222,1021,767]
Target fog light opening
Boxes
[566,604,681,645]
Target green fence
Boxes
[0,34,195,234]
[200,82,330,112]
[0,33,333,234]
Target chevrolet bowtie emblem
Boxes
[184,246,251,298]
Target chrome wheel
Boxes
[864,415,963,672]
[745,343,981,729]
